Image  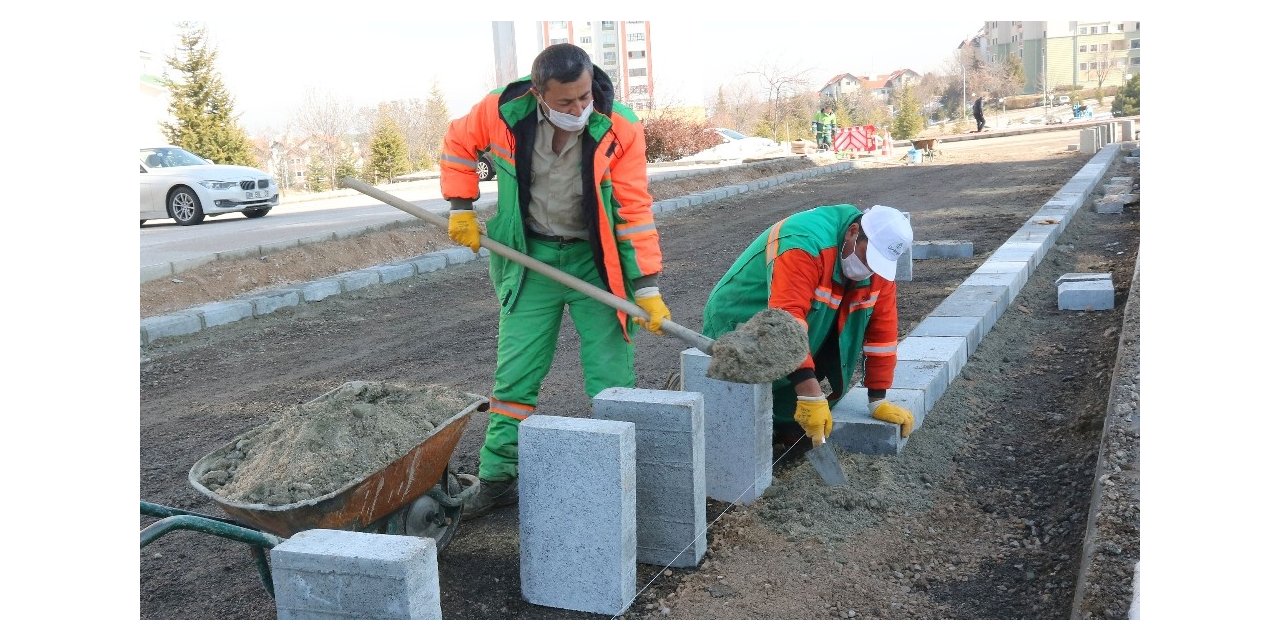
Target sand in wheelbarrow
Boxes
[200,381,477,506]
[707,308,809,384]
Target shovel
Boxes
[340,178,716,353]
[804,438,848,486]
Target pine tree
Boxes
[305,156,329,192]
[421,83,452,170]
[160,22,256,167]
[365,115,411,184]
[1111,74,1140,117]
[890,85,925,140]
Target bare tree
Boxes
[294,89,356,190]
[741,59,814,141]
[420,82,452,170]
[1087,45,1123,99]
[708,80,763,134]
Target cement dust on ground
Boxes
[140,130,1139,620]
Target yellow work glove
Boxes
[633,288,670,335]
[794,395,833,446]
[448,210,481,252]
[870,399,916,438]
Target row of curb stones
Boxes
[141,161,855,346]
[1094,144,1140,214]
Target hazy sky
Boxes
[138,15,978,136]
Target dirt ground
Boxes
[139,130,1140,620]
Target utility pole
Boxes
[492,21,518,87]
[1043,33,1049,121]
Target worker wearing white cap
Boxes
[702,204,916,450]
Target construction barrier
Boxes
[833,125,878,154]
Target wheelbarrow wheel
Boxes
[376,467,477,552]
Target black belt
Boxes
[527,230,584,244]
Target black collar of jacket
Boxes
[498,64,616,116]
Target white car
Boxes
[682,128,782,162]
[140,146,279,226]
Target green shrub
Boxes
[1111,74,1140,117]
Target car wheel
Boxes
[168,186,205,226]
[243,207,270,219]
[140,220,147,227]
[476,155,494,181]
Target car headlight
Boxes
[199,180,237,190]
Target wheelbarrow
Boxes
[910,138,940,160]
[140,381,489,597]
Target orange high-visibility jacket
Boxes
[703,205,899,403]
[439,69,661,337]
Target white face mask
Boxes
[541,98,593,132]
[841,243,874,281]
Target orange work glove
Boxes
[794,395,833,446]
[633,288,671,335]
[448,210,481,252]
[870,399,916,438]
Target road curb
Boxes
[139,161,856,346]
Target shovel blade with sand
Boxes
[805,440,848,486]
[341,178,808,383]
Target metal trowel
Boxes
[805,439,848,486]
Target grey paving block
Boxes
[1095,196,1126,214]
[829,387,927,455]
[1058,280,1115,311]
[592,388,706,568]
[896,336,969,384]
[442,247,477,266]
[244,289,302,316]
[300,279,343,302]
[409,253,448,274]
[518,415,636,616]
[193,301,255,328]
[374,262,416,284]
[990,241,1047,266]
[1123,156,1140,165]
[961,270,1025,299]
[214,247,257,261]
[478,247,490,258]
[140,262,172,284]
[930,287,1005,342]
[886,360,949,415]
[141,313,202,344]
[1104,184,1131,195]
[259,238,301,255]
[908,316,983,357]
[271,529,441,620]
[171,254,216,274]
[680,348,772,505]
[299,231,337,246]
[339,269,381,292]
[913,240,973,259]
[1056,272,1112,286]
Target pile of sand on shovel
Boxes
[707,308,809,384]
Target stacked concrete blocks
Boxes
[270,529,442,619]
[680,348,773,505]
[1057,272,1115,311]
[518,415,637,616]
[592,388,707,568]
[830,386,926,455]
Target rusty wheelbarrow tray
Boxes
[187,382,489,540]
[142,382,487,596]
[910,138,941,158]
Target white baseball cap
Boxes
[860,205,914,281]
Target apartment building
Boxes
[818,69,920,102]
[981,21,1140,94]
[540,21,654,110]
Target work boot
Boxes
[461,477,519,522]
